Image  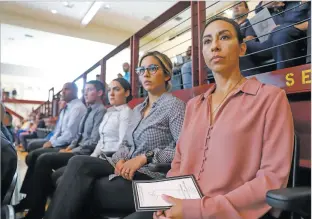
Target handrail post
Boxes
[130,35,139,98]
[191,1,200,87]
[197,1,206,85]
[100,59,108,104]
[83,73,87,90]
[100,59,106,85]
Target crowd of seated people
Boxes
[16,113,46,152]
[171,1,310,84]
[14,79,132,219]
[237,1,310,72]
[9,5,304,219]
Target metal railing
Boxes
[35,1,311,117]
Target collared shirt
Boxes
[50,99,87,147]
[112,92,186,179]
[91,104,132,157]
[167,78,294,219]
[123,72,130,83]
[239,18,256,38]
[70,103,106,155]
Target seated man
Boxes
[17,82,86,207]
[15,119,31,145]
[14,80,107,218]
[19,113,46,152]
[180,46,192,89]
[246,1,310,69]
[126,17,294,219]
[233,1,261,76]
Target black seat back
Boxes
[288,134,300,188]
[264,134,301,219]
[2,172,18,205]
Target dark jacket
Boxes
[1,126,17,202]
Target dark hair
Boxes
[86,80,105,94]
[38,113,44,120]
[202,16,244,44]
[5,111,13,122]
[138,51,173,91]
[112,78,133,103]
[242,1,249,10]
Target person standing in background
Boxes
[122,62,131,83]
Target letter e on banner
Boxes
[302,69,311,84]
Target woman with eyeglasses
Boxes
[44,51,186,219]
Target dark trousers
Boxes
[246,25,307,70]
[20,133,37,150]
[51,166,66,187]
[25,152,76,219]
[27,139,48,152]
[20,147,65,195]
[44,156,151,219]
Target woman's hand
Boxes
[153,195,183,219]
[59,147,72,153]
[120,155,147,180]
[114,160,126,175]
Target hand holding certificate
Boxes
[132,175,202,212]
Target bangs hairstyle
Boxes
[138,51,173,91]
[202,16,244,44]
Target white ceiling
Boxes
[19,2,94,21]
[0,23,131,100]
[0,1,260,101]
[1,23,115,75]
[0,1,177,36]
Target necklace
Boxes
[211,76,245,115]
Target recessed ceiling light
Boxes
[51,9,58,14]
[143,16,152,22]
[174,16,183,21]
[104,4,110,9]
[25,34,34,38]
[63,2,74,8]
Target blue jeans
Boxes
[181,61,192,89]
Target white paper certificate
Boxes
[132,175,202,211]
[249,7,277,43]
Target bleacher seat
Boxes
[266,135,311,218]
[267,187,311,219]
[265,134,311,219]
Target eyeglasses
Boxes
[135,64,159,76]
